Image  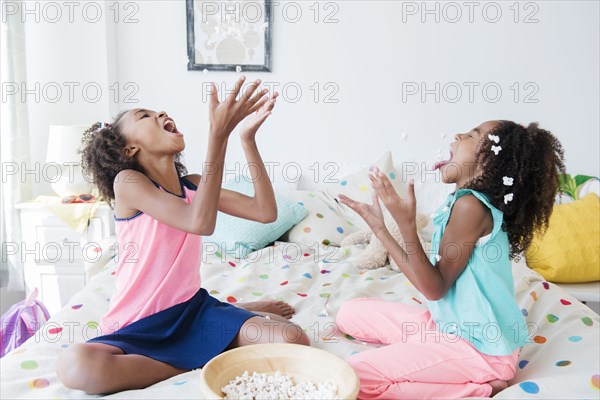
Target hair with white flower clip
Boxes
[461,121,566,259]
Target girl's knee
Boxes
[238,318,309,346]
[347,351,386,381]
[295,330,310,346]
[346,352,367,374]
[346,354,398,399]
[56,344,87,388]
[336,298,368,331]
[280,323,310,346]
[56,344,112,394]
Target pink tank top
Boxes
[99,177,202,334]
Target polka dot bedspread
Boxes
[1,242,598,399]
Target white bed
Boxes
[1,239,599,399]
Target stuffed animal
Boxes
[341,214,430,271]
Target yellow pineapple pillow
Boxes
[525,193,600,283]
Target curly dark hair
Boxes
[80,110,187,204]
[462,121,566,259]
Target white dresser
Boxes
[15,201,115,315]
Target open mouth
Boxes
[163,118,182,136]
[433,147,453,170]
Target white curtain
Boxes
[1,0,32,292]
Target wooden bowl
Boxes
[199,343,359,399]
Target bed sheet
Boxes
[1,242,598,399]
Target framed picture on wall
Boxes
[186,0,272,72]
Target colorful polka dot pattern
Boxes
[326,151,406,215]
[519,381,539,394]
[282,190,360,247]
[2,244,599,399]
[20,360,38,370]
[28,379,49,389]
[209,261,600,399]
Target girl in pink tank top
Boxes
[56,77,309,395]
[98,177,203,333]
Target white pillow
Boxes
[296,162,364,191]
[83,235,118,281]
[279,191,359,247]
[403,164,454,242]
[325,151,407,229]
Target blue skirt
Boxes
[87,288,258,370]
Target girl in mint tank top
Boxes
[337,120,566,399]
[55,78,309,395]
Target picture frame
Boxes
[186,0,272,72]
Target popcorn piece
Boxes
[318,308,329,317]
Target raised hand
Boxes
[338,191,387,235]
[240,92,279,142]
[370,170,417,227]
[208,77,270,139]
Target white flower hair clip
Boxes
[504,193,514,204]
[491,145,502,155]
[488,134,500,143]
[503,176,514,186]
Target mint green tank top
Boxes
[426,188,529,356]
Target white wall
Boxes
[20,0,113,195]
[22,0,600,196]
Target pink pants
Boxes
[336,298,520,400]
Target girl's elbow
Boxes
[424,293,442,301]
[191,218,216,235]
[196,226,215,236]
[257,205,277,223]
[422,287,446,301]
[260,210,278,223]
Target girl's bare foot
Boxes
[237,300,295,319]
[488,379,508,397]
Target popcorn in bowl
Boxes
[199,344,359,399]
[222,371,339,400]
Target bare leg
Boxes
[229,314,310,348]
[488,379,509,397]
[56,343,187,395]
[252,311,292,323]
[236,300,295,319]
